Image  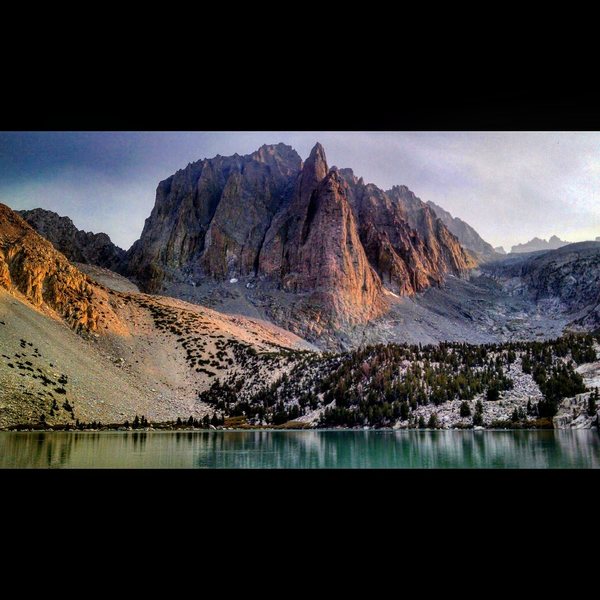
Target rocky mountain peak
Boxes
[390,184,412,195]
[301,142,329,186]
[124,142,480,342]
[252,143,302,168]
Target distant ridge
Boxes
[511,235,569,254]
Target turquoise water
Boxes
[0,430,599,468]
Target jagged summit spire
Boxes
[296,143,329,206]
[308,142,327,165]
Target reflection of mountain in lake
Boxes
[1,431,598,469]
[196,430,600,469]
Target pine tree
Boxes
[588,388,598,417]
[427,413,439,429]
[459,401,471,417]
[486,384,500,401]
[400,402,410,421]
[418,415,426,428]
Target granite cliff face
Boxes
[127,143,301,292]
[426,200,497,260]
[126,143,475,332]
[337,173,475,295]
[261,162,385,325]
[0,204,120,333]
[18,208,125,270]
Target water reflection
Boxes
[0,430,598,469]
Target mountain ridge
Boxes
[18,208,125,270]
[511,235,569,254]
[426,200,497,260]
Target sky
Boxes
[1,131,600,251]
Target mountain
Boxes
[494,246,506,255]
[511,235,569,254]
[596,237,600,242]
[426,200,497,259]
[3,203,599,431]
[18,208,126,270]
[0,203,313,428]
[480,241,600,331]
[126,143,474,341]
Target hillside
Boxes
[0,204,314,428]
[479,241,600,331]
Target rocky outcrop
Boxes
[126,142,477,331]
[494,246,506,255]
[553,393,598,429]
[427,200,497,260]
[0,204,117,333]
[18,208,125,270]
[511,235,569,254]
